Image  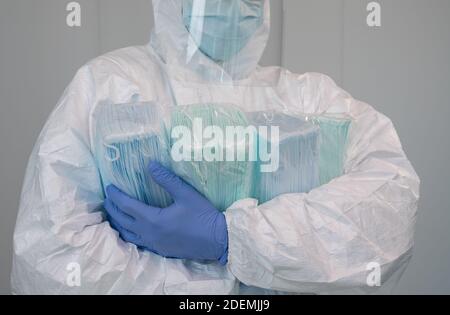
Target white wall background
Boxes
[1,0,449,294]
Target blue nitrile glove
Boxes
[104,161,228,265]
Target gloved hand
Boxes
[104,161,229,265]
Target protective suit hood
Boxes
[150,0,271,82]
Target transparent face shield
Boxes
[173,0,268,83]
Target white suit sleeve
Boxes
[11,65,236,295]
[225,73,420,293]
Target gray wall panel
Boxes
[283,0,344,84]
[98,0,153,53]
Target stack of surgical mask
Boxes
[312,116,352,185]
[92,102,351,210]
[92,102,173,208]
[169,103,255,211]
[248,112,320,203]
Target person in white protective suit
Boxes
[11,0,420,294]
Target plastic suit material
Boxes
[12,0,420,294]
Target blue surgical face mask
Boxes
[182,0,264,62]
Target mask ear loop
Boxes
[105,143,120,162]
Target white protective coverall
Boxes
[11,0,420,294]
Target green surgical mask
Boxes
[182,0,264,62]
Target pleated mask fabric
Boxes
[169,103,256,212]
[92,102,173,208]
[247,112,320,203]
[312,116,352,185]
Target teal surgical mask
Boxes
[182,0,264,62]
